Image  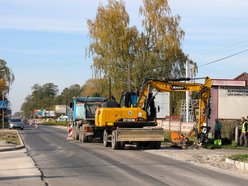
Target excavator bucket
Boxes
[170,131,189,144]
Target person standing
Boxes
[214,119,222,140]
[239,117,248,147]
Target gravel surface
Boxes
[146,147,248,177]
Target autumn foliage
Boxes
[87,0,193,98]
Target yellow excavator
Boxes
[137,77,212,146]
[94,77,212,149]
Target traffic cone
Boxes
[67,123,73,140]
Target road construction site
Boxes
[1,127,248,186]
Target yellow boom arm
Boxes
[137,77,212,133]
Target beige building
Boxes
[208,72,248,131]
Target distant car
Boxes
[9,118,24,130]
[56,115,68,122]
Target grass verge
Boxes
[0,131,20,145]
[42,121,68,127]
[229,154,248,162]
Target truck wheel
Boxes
[75,132,79,140]
[72,128,76,140]
[79,131,82,142]
[147,142,155,149]
[87,136,93,143]
[136,142,142,150]
[103,130,109,147]
[120,142,125,150]
[155,141,161,149]
[73,128,79,140]
[82,133,88,143]
[111,130,120,150]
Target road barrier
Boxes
[67,123,73,140]
[157,119,195,134]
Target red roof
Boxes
[234,72,248,85]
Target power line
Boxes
[198,48,248,68]
[193,35,248,63]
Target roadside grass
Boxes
[0,131,20,145]
[228,154,248,162]
[163,131,171,143]
[42,121,68,127]
[215,144,248,150]
[162,132,248,150]
[204,139,248,150]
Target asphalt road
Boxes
[20,125,248,186]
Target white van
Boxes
[56,115,68,122]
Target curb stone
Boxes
[0,130,25,152]
[17,129,25,146]
[226,158,248,171]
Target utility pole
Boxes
[2,91,4,134]
[108,76,111,100]
[1,69,5,134]
[65,94,68,126]
[185,61,189,122]
[127,63,131,92]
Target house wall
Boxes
[209,87,218,130]
[209,79,247,132]
[218,86,248,119]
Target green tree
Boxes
[137,0,189,80]
[0,59,15,93]
[81,78,108,98]
[55,84,82,105]
[21,95,34,118]
[87,0,138,96]
[21,83,59,117]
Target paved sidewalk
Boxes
[0,130,45,186]
[0,149,45,186]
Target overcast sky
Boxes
[0,0,248,113]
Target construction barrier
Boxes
[67,123,73,140]
[157,119,195,134]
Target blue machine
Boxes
[72,97,108,122]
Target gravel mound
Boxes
[146,147,248,176]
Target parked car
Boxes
[9,118,24,130]
[56,115,68,122]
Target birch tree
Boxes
[87,0,194,97]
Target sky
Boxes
[0,0,248,113]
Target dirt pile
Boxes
[146,147,248,176]
[187,153,234,169]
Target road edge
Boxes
[226,158,248,171]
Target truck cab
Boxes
[71,97,108,141]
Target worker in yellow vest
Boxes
[239,117,248,147]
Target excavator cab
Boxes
[119,92,138,108]
[119,91,156,121]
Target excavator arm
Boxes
[137,77,212,133]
